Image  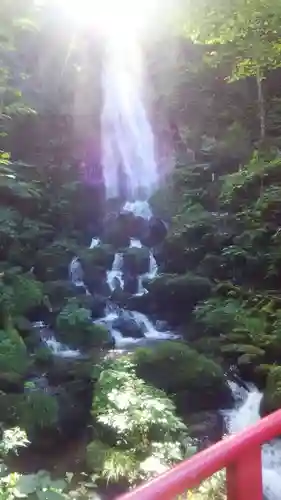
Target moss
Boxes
[19,391,59,432]
[147,273,212,316]
[79,244,115,271]
[56,299,111,349]
[132,341,224,395]
[0,328,29,385]
[261,366,281,415]
[122,247,150,275]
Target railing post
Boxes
[226,446,263,500]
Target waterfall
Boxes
[224,383,281,500]
[107,252,124,291]
[101,39,158,201]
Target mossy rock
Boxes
[43,280,79,311]
[122,247,150,275]
[132,342,230,411]
[79,244,115,271]
[147,273,212,317]
[35,239,78,280]
[260,366,281,416]
[56,300,111,349]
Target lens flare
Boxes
[57,0,158,40]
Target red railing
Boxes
[118,409,281,500]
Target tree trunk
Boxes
[256,67,266,141]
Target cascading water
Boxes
[224,383,281,500]
[101,39,158,201]
[107,252,124,292]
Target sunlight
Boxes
[58,0,158,40]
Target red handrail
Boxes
[118,409,281,500]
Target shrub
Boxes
[0,328,29,384]
[19,391,59,432]
[87,358,195,483]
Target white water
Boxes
[96,309,179,349]
[33,322,81,359]
[101,40,158,201]
[69,257,84,288]
[123,200,153,220]
[107,252,124,291]
[44,336,81,358]
[90,237,100,249]
[224,383,281,500]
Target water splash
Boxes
[96,309,179,349]
[69,257,84,288]
[44,336,81,359]
[90,237,100,249]
[123,200,153,219]
[107,252,124,291]
[101,41,158,200]
[224,383,281,500]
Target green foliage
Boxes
[0,329,28,384]
[56,299,110,348]
[19,391,59,432]
[88,358,195,483]
[184,471,226,499]
[262,366,281,414]
[132,341,224,393]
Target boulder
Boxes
[132,341,232,411]
[103,213,132,248]
[146,272,212,320]
[112,311,144,338]
[187,411,225,447]
[123,273,138,295]
[141,217,168,247]
[123,247,150,276]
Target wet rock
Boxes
[141,217,168,247]
[84,267,110,296]
[112,311,144,338]
[103,213,132,248]
[126,293,152,314]
[187,411,225,446]
[123,247,150,275]
[123,272,138,295]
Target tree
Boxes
[181,0,281,141]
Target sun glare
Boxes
[58,0,157,40]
